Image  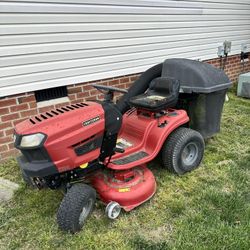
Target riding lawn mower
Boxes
[14,59,231,233]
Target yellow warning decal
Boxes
[118,187,130,192]
[80,163,88,169]
[116,138,123,143]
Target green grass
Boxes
[0,91,249,250]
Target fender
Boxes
[107,109,189,170]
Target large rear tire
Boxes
[162,128,204,175]
[57,183,96,233]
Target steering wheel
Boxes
[92,84,128,94]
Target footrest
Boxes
[112,151,148,165]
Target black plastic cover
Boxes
[162,58,232,93]
[100,102,123,161]
[116,63,162,114]
[17,155,58,178]
[129,77,180,111]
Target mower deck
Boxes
[91,164,156,211]
[108,108,189,170]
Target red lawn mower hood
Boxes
[15,102,104,138]
[15,102,105,172]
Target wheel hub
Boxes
[181,142,199,166]
[79,199,93,226]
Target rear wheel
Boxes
[162,128,204,175]
[57,183,96,233]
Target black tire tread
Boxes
[57,183,96,233]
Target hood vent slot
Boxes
[29,102,88,125]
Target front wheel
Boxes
[162,128,205,175]
[57,183,96,233]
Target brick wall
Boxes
[0,54,249,161]
[204,54,250,82]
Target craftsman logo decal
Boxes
[83,116,100,126]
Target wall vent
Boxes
[35,86,68,102]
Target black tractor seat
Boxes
[129,77,180,111]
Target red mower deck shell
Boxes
[107,108,189,170]
[91,164,156,211]
[14,102,105,173]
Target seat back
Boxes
[129,77,180,111]
[149,77,179,97]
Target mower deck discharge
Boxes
[14,59,231,233]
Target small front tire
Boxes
[162,127,204,175]
[57,183,96,233]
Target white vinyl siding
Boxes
[0,0,250,97]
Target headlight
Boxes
[20,133,45,148]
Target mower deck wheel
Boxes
[162,127,204,175]
[57,183,96,233]
[105,201,121,219]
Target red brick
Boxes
[0,98,16,107]
[7,142,14,150]
[90,89,101,95]
[0,144,8,152]
[82,85,93,91]
[29,102,37,109]
[18,95,36,104]
[77,92,90,99]
[38,106,55,113]
[0,121,12,130]
[108,79,119,86]
[116,84,126,89]
[20,109,37,118]
[4,128,14,136]
[71,99,84,104]
[99,81,108,86]
[55,102,70,109]
[0,149,18,159]
[13,118,26,126]
[68,94,76,101]
[67,86,82,94]
[0,131,4,138]
[0,107,9,115]
[119,77,129,84]
[86,97,97,101]
[130,75,140,82]
[10,103,29,112]
[0,136,12,144]
[1,113,19,122]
